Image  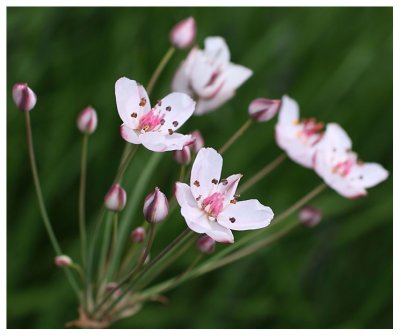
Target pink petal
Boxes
[190,148,223,201]
[115,77,151,128]
[120,124,141,144]
[218,199,274,231]
[217,174,242,206]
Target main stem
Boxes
[24,111,80,296]
[219,119,253,155]
[79,134,89,268]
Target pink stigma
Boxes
[139,108,165,132]
[202,192,224,217]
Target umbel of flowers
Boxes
[12,15,388,328]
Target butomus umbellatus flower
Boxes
[116,77,195,152]
[314,123,388,198]
[275,95,324,168]
[172,37,252,115]
[175,148,274,243]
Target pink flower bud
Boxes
[143,187,169,224]
[190,130,204,153]
[197,235,215,255]
[54,255,72,267]
[12,83,37,112]
[248,98,281,122]
[104,184,127,212]
[173,145,191,165]
[131,227,146,243]
[170,17,196,49]
[299,206,322,228]
[77,106,97,134]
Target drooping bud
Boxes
[299,206,322,228]
[143,187,169,224]
[248,98,281,122]
[12,83,37,112]
[130,227,146,243]
[104,184,127,212]
[190,130,204,153]
[197,235,215,255]
[54,255,72,268]
[173,145,191,165]
[77,106,98,135]
[170,17,196,49]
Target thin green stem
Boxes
[179,165,186,182]
[24,111,80,297]
[218,119,253,155]
[114,144,138,184]
[97,212,113,281]
[146,46,176,96]
[79,134,89,268]
[238,153,287,194]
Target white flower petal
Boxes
[195,91,235,115]
[320,123,352,152]
[221,63,253,93]
[277,95,299,125]
[204,36,230,66]
[140,132,192,152]
[218,200,274,231]
[115,77,150,128]
[172,48,198,94]
[217,174,242,206]
[120,124,141,144]
[190,148,223,200]
[204,221,234,244]
[350,162,389,189]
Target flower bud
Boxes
[170,17,196,49]
[54,255,72,268]
[173,145,191,165]
[131,227,146,243]
[104,184,127,212]
[190,130,204,153]
[12,83,37,112]
[299,206,322,228]
[248,98,281,122]
[197,235,215,255]
[77,106,97,135]
[105,282,122,297]
[143,187,169,224]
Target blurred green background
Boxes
[7,7,392,328]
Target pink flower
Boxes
[116,77,195,152]
[175,148,274,243]
[104,184,127,212]
[12,83,37,112]
[248,98,281,122]
[314,123,389,198]
[275,95,324,168]
[170,17,196,49]
[172,37,252,115]
[77,106,97,134]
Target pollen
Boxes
[157,100,162,106]
[211,178,218,184]
[220,179,228,185]
[196,195,202,201]
[194,180,200,187]
[139,98,147,107]
[166,106,172,112]
[293,119,299,125]
[160,119,165,125]
[168,129,174,135]
[131,112,137,118]
[230,199,237,204]
[229,217,236,223]
[142,125,150,132]
[172,121,179,127]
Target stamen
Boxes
[211,178,218,184]
[172,121,179,127]
[196,195,202,201]
[230,199,237,204]
[139,98,147,107]
[194,180,200,187]
[157,100,162,106]
[160,119,165,125]
[166,106,172,112]
[131,112,137,118]
[168,129,174,135]
[234,194,240,198]
[229,217,236,223]
[220,179,228,185]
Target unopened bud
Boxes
[77,106,97,134]
[54,255,72,268]
[170,17,196,49]
[190,130,204,153]
[12,83,37,112]
[173,145,191,165]
[248,98,281,122]
[299,206,322,228]
[143,187,169,224]
[197,235,215,255]
[131,227,146,243]
[104,184,127,212]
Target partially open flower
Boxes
[55,255,72,268]
[173,145,191,165]
[175,148,274,243]
[275,95,324,168]
[131,227,146,243]
[299,206,322,227]
[314,123,389,198]
[12,83,37,112]
[172,37,252,115]
[170,16,196,49]
[190,130,204,153]
[77,106,98,135]
[143,187,169,224]
[248,98,281,122]
[104,184,127,212]
[197,235,215,254]
[116,77,195,152]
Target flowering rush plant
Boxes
[12,16,388,328]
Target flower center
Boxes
[332,159,353,177]
[202,192,224,218]
[138,108,165,132]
